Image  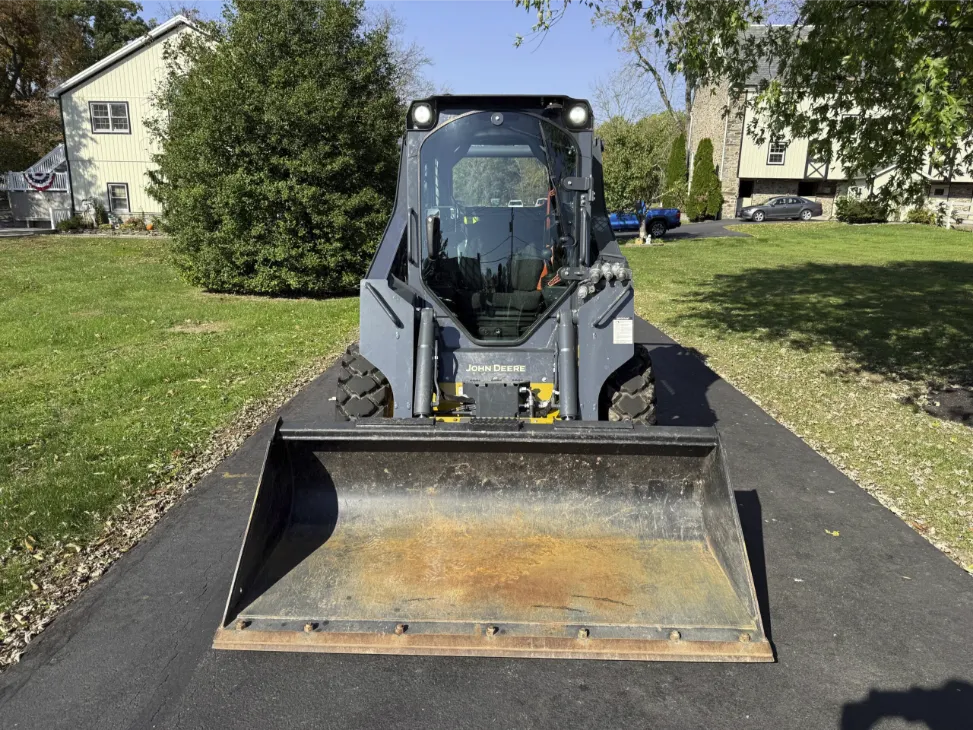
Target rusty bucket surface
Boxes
[214,421,773,662]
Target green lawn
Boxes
[0,236,358,612]
[2,227,970,626]
[627,222,973,571]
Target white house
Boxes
[689,26,973,222]
[44,15,197,221]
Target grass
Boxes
[2,226,969,621]
[627,222,973,571]
[0,236,359,612]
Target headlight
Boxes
[411,103,434,128]
[566,103,589,128]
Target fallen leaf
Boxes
[825,529,840,537]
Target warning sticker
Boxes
[613,317,634,344]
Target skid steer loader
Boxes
[214,96,772,662]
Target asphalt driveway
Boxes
[666,218,753,240]
[0,320,970,730]
[615,217,830,243]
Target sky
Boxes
[137,0,647,115]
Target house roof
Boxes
[48,15,196,99]
[743,26,778,86]
[741,24,811,86]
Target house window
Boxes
[107,183,130,213]
[767,140,788,165]
[90,102,130,133]
[932,186,948,197]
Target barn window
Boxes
[108,183,130,213]
[90,102,130,133]
[767,140,788,165]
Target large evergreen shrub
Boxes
[686,138,722,221]
[660,132,687,209]
[148,0,402,295]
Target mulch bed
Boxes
[924,387,973,427]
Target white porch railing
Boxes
[3,171,70,192]
[26,143,66,175]
[1,144,70,193]
[50,207,72,228]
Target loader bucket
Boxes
[214,421,773,662]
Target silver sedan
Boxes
[739,196,823,222]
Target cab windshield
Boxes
[420,111,580,341]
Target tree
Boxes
[590,0,689,120]
[0,0,148,169]
[367,6,446,103]
[75,0,152,69]
[687,138,721,221]
[147,0,402,295]
[591,64,671,122]
[519,1,973,205]
[452,156,549,207]
[0,99,61,172]
[1,1,149,109]
[518,0,692,118]
[598,112,682,235]
[661,131,687,208]
[152,2,207,24]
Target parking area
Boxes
[615,217,830,243]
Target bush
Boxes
[595,113,682,225]
[149,214,169,233]
[56,216,85,232]
[148,0,402,295]
[123,215,147,231]
[906,207,936,225]
[661,132,687,209]
[686,138,722,221]
[93,201,109,225]
[705,179,724,219]
[934,201,963,228]
[834,197,889,224]
[98,223,113,231]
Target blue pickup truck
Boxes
[609,205,681,239]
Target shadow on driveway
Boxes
[841,680,973,730]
